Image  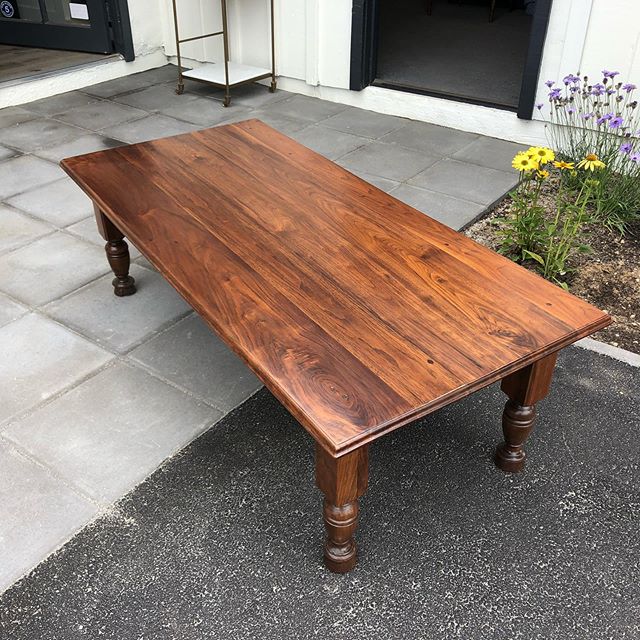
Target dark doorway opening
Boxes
[351,0,552,119]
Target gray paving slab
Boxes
[0,155,64,199]
[345,169,400,192]
[64,217,140,259]
[130,314,262,411]
[0,144,19,161]
[24,91,98,117]
[0,204,53,254]
[0,441,98,595]
[45,264,191,353]
[390,184,486,230]
[380,120,480,156]
[3,362,221,503]
[0,293,28,328]
[321,106,407,139]
[100,114,200,144]
[290,124,370,160]
[158,97,251,127]
[113,83,200,111]
[223,85,289,109]
[134,254,157,271]
[81,73,156,99]
[243,109,310,135]
[0,118,83,153]
[452,135,524,173]
[0,313,111,424]
[0,232,108,306]
[133,65,180,85]
[408,158,518,206]
[0,106,37,129]
[34,133,125,163]
[338,140,441,182]
[6,177,94,227]
[53,100,147,131]
[261,94,347,123]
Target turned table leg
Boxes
[495,352,558,473]
[94,206,136,297]
[315,443,369,573]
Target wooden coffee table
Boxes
[61,120,611,573]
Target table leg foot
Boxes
[105,239,136,297]
[495,353,558,473]
[495,400,535,473]
[315,444,368,574]
[323,499,358,573]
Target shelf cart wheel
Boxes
[175,82,184,95]
[223,95,231,107]
[269,79,277,93]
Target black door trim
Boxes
[350,0,554,120]
[107,0,135,61]
[517,0,552,119]
[349,0,379,91]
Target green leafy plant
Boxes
[499,146,600,288]
[522,180,595,288]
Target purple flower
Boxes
[596,113,614,125]
[602,70,620,78]
[607,88,616,95]
[610,116,624,129]
[623,83,637,92]
[582,113,594,120]
[535,103,544,110]
[563,74,581,85]
[549,88,562,99]
[545,80,555,88]
[591,83,605,96]
[630,153,640,163]
[620,142,633,154]
[567,107,576,114]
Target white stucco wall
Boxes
[128,0,167,56]
[580,0,640,82]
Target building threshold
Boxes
[0,49,168,109]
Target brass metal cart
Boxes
[170,0,276,107]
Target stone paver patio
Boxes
[0,64,524,593]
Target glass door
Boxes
[0,0,113,53]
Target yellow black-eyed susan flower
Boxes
[577,153,606,171]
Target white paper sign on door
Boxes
[69,2,89,20]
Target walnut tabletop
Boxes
[61,119,611,572]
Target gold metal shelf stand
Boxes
[170,0,276,107]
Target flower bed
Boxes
[465,70,640,354]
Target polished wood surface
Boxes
[61,119,611,458]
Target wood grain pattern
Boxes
[60,119,611,457]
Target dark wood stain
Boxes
[61,119,612,457]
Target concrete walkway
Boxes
[0,65,521,594]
